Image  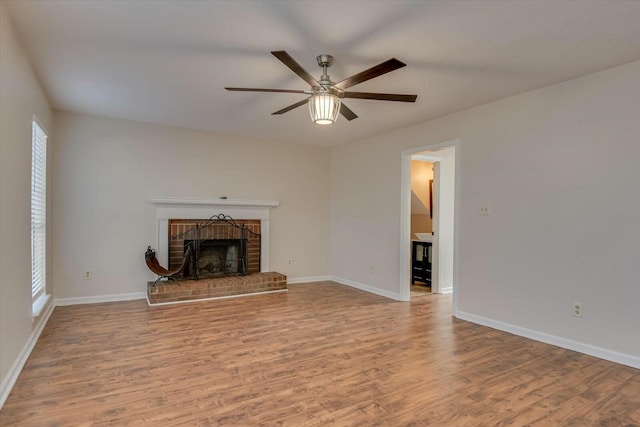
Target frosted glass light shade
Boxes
[309,93,340,125]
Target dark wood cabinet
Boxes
[412,240,432,285]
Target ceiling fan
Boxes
[225,50,417,125]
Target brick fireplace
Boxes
[148,198,284,304]
[168,217,260,279]
[151,197,278,272]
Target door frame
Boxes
[400,140,460,312]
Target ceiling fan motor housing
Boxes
[315,54,335,93]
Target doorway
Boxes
[400,142,458,306]
[409,158,434,297]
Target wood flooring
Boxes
[1,281,639,426]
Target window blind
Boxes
[31,120,47,302]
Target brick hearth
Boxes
[147,272,287,305]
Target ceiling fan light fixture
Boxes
[309,92,340,125]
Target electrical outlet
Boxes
[84,271,92,280]
[369,265,375,274]
[287,258,293,265]
[572,302,583,318]
[480,204,490,215]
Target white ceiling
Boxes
[6,0,640,146]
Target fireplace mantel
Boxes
[150,197,279,208]
[151,197,278,273]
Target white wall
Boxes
[0,1,53,403]
[52,112,331,299]
[331,137,403,298]
[331,60,640,363]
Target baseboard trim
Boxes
[287,275,331,284]
[331,276,403,301]
[455,310,640,370]
[438,286,453,294]
[55,292,147,306]
[0,301,55,409]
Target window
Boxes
[31,120,47,313]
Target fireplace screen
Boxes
[168,215,260,280]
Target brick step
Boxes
[147,272,287,305]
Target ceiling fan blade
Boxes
[334,58,406,90]
[271,50,320,87]
[225,87,307,94]
[343,91,417,102]
[272,98,309,115]
[340,103,358,121]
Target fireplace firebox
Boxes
[168,215,260,280]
